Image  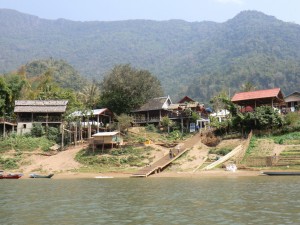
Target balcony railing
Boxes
[0,117,17,124]
[18,116,62,123]
[133,117,161,123]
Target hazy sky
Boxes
[0,0,299,24]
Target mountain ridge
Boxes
[1,9,300,102]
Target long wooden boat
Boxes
[30,173,54,178]
[0,173,23,179]
[262,171,300,176]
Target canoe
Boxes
[0,173,23,179]
[30,173,54,178]
[262,171,300,176]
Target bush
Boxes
[285,112,300,126]
[31,123,45,137]
[272,132,300,144]
[209,148,231,156]
[0,157,19,169]
[0,135,55,152]
[145,124,156,132]
[46,126,60,142]
[167,130,182,141]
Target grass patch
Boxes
[209,147,232,156]
[0,156,21,169]
[75,146,154,170]
[0,135,55,153]
[271,132,300,145]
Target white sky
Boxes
[0,0,299,24]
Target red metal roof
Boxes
[231,88,282,102]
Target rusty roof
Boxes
[231,88,284,102]
[178,96,196,103]
[14,100,68,113]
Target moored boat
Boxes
[30,173,54,178]
[0,173,23,179]
[262,171,300,176]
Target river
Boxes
[1,176,300,225]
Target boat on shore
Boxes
[262,171,300,176]
[29,173,54,178]
[0,173,23,179]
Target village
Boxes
[1,87,300,178]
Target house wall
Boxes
[93,135,122,144]
[17,122,33,134]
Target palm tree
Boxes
[77,81,100,109]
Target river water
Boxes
[1,176,300,225]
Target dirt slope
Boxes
[20,144,87,173]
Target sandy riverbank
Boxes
[19,169,262,179]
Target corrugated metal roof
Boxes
[70,108,110,117]
[92,131,119,137]
[231,88,282,102]
[14,100,68,113]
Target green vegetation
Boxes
[0,156,20,169]
[280,146,300,156]
[1,10,300,101]
[209,147,232,156]
[100,64,163,115]
[211,93,284,134]
[271,132,300,145]
[0,134,55,153]
[75,146,154,170]
[145,124,157,132]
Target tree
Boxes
[115,114,133,133]
[4,73,26,115]
[253,106,283,130]
[210,91,230,114]
[100,64,163,115]
[77,81,100,109]
[240,82,257,92]
[0,77,12,117]
[161,116,175,133]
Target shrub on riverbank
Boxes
[75,146,154,169]
[0,134,55,153]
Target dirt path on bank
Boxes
[20,144,87,173]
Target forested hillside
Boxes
[1,9,300,102]
[24,59,87,91]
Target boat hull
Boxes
[0,174,22,179]
[30,174,54,178]
[262,171,300,176]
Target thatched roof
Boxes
[132,96,172,112]
[14,100,68,113]
[284,92,300,103]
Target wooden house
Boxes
[231,88,285,112]
[284,91,300,113]
[131,95,210,131]
[89,131,123,151]
[14,100,68,134]
[70,108,114,135]
[0,117,17,137]
[131,96,172,125]
[168,96,208,120]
